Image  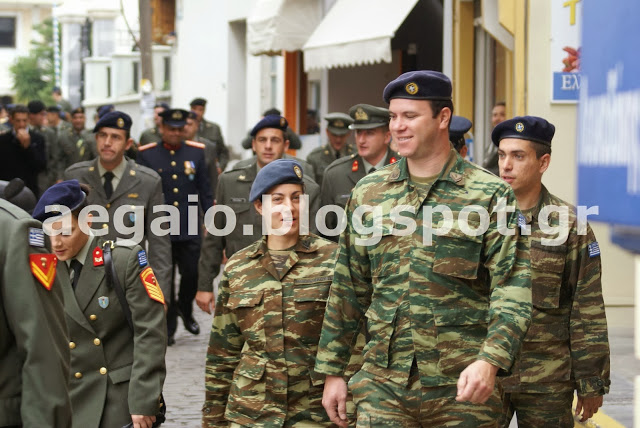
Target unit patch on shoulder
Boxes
[93,247,104,266]
[137,250,148,267]
[140,267,165,304]
[588,241,601,258]
[29,254,57,290]
[29,228,45,247]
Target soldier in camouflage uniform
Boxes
[494,116,610,427]
[203,159,355,427]
[306,112,355,186]
[317,71,532,427]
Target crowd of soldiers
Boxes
[0,70,610,428]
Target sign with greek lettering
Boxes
[577,0,640,226]
[551,0,582,102]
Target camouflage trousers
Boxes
[349,370,503,427]
[500,390,574,428]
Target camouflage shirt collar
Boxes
[521,184,551,224]
[387,147,465,186]
[248,235,318,258]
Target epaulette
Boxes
[325,153,356,172]
[138,142,158,152]
[185,140,205,149]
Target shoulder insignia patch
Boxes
[29,254,57,290]
[29,228,45,247]
[137,250,148,267]
[140,267,165,304]
[352,160,359,172]
[588,241,601,258]
[389,157,398,164]
[138,142,158,152]
[185,140,205,149]
[93,247,104,266]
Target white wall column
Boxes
[58,14,85,108]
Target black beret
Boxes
[383,70,452,104]
[33,179,86,222]
[190,98,207,107]
[249,159,304,202]
[97,104,115,118]
[27,100,46,114]
[348,104,389,130]
[491,116,555,147]
[325,112,353,136]
[160,109,189,127]
[93,111,132,133]
[250,115,288,137]
[449,116,472,140]
[46,105,61,113]
[71,107,85,116]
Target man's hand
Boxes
[322,375,349,428]
[196,291,215,314]
[456,360,499,404]
[16,128,31,148]
[576,395,603,422]
[131,414,156,428]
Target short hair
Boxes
[10,104,28,117]
[494,101,506,108]
[428,99,454,130]
[529,141,551,158]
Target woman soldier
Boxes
[202,159,350,427]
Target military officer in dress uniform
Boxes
[306,112,355,186]
[449,115,472,157]
[64,111,173,299]
[495,117,610,427]
[137,108,214,345]
[190,98,229,172]
[195,115,321,315]
[33,180,167,428]
[58,107,97,170]
[319,104,398,238]
[139,102,168,144]
[0,198,72,428]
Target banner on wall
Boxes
[551,0,582,102]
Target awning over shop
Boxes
[302,0,419,71]
[247,0,321,55]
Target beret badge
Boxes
[515,122,525,133]
[293,165,302,179]
[405,82,419,95]
[117,118,125,128]
[280,117,286,127]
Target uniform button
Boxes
[89,314,97,321]
[93,338,101,346]
[106,203,111,209]
[203,408,211,414]
[170,150,175,155]
[173,188,178,193]
[100,367,107,375]
[172,174,177,180]
[173,201,179,207]
[171,161,176,166]
[75,372,82,379]
[102,224,108,229]
[69,341,76,349]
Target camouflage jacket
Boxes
[203,234,341,427]
[315,149,532,388]
[500,186,610,396]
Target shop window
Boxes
[0,17,16,48]
[151,0,175,45]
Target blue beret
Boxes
[93,111,132,133]
[249,159,304,202]
[383,70,452,104]
[250,114,288,137]
[160,108,189,127]
[33,180,87,222]
[97,104,115,118]
[491,116,555,147]
[449,116,472,140]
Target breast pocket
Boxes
[227,354,267,419]
[293,277,332,346]
[225,290,265,345]
[530,242,566,309]
[434,307,488,376]
[433,225,483,280]
[362,301,397,369]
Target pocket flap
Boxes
[226,290,264,309]
[433,308,488,326]
[108,363,132,384]
[531,244,565,274]
[236,354,267,381]
[294,281,331,302]
[526,322,570,342]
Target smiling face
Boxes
[254,183,304,237]
[498,138,549,195]
[46,214,91,262]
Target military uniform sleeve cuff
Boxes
[576,377,610,395]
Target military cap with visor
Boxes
[160,108,189,128]
[324,112,353,136]
[348,104,390,130]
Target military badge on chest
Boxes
[184,161,196,180]
[98,296,109,309]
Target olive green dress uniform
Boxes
[500,186,610,427]
[64,158,173,298]
[315,151,532,425]
[0,199,72,428]
[63,236,167,428]
[203,234,346,427]
[197,118,229,171]
[139,126,163,144]
[234,154,317,182]
[306,143,355,187]
[58,127,98,169]
[33,124,62,191]
[197,162,321,293]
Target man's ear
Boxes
[125,137,134,151]
[539,153,551,174]
[439,107,452,130]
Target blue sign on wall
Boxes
[577,0,640,227]
[553,72,581,101]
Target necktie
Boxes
[70,259,82,290]
[368,167,376,174]
[336,151,341,160]
[103,171,114,199]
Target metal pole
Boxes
[138,0,155,130]
[52,4,61,88]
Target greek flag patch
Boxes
[137,250,148,267]
[588,242,601,258]
[29,228,45,247]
